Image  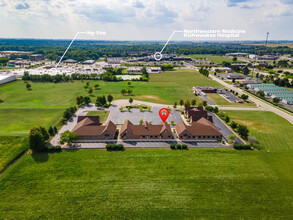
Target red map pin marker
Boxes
[159,108,169,122]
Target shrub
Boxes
[106,144,113,151]
[117,144,124,151]
[170,144,176,150]
[53,146,62,152]
[176,144,182,150]
[182,144,188,150]
[46,145,62,152]
[233,144,252,150]
[106,144,124,151]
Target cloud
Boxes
[131,0,145,8]
[15,2,30,10]
[227,0,250,7]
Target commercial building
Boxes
[108,57,122,64]
[185,106,213,123]
[0,74,17,85]
[29,54,44,61]
[127,67,142,73]
[175,119,222,140]
[64,59,77,63]
[120,121,173,140]
[193,86,217,95]
[146,67,162,73]
[82,60,95,65]
[72,116,117,141]
[211,67,232,73]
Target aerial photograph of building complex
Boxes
[0,0,292,219]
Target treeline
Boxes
[1,39,293,61]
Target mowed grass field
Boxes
[0,149,292,219]
[0,136,28,172]
[86,110,110,123]
[0,69,221,107]
[188,54,237,64]
[0,108,65,135]
[206,93,257,107]
[222,110,293,152]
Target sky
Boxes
[0,0,292,41]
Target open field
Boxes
[0,148,292,219]
[206,93,257,107]
[0,136,28,172]
[188,54,237,64]
[0,70,221,107]
[222,110,293,152]
[0,108,64,135]
[245,43,293,48]
[86,110,110,123]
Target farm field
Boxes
[0,108,65,136]
[222,110,293,152]
[86,110,110,123]
[0,136,28,172]
[206,93,257,107]
[0,148,292,219]
[0,69,221,107]
[188,54,237,64]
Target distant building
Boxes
[175,119,222,140]
[43,65,55,70]
[72,116,117,141]
[0,74,17,85]
[108,57,122,64]
[83,60,95,65]
[226,74,247,80]
[120,121,173,140]
[211,67,232,73]
[127,67,142,73]
[226,53,249,57]
[146,67,162,73]
[193,86,217,95]
[64,59,77,63]
[29,54,44,61]
[239,79,261,85]
[185,106,213,123]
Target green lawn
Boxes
[0,136,28,172]
[0,108,65,135]
[86,110,110,123]
[188,54,237,64]
[0,70,221,107]
[222,110,293,152]
[0,149,292,219]
[206,93,256,107]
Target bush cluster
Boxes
[46,146,62,152]
[170,144,188,150]
[106,144,124,151]
[233,144,252,150]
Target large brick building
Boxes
[185,106,213,122]
[175,118,222,141]
[72,116,116,141]
[120,120,173,140]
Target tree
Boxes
[228,134,236,141]
[84,96,91,105]
[39,126,49,141]
[54,126,58,134]
[170,120,175,126]
[121,89,126,95]
[179,99,184,109]
[139,119,143,125]
[203,100,207,107]
[127,106,131,112]
[127,89,133,96]
[93,83,99,90]
[0,58,9,66]
[76,96,84,106]
[224,115,230,123]
[273,97,280,104]
[147,106,151,112]
[107,94,113,104]
[128,98,133,106]
[63,109,72,120]
[256,91,265,97]
[119,107,123,111]
[242,66,250,76]
[213,107,219,114]
[173,102,177,109]
[232,56,237,62]
[96,96,106,106]
[127,81,131,87]
[26,83,31,90]
[29,129,45,152]
[230,121,238,129]
[184,100,191,109]
[237,124,249,139]
[48,126,54,136]
[60,130,77,146]
[198,102,203,107]
[240,94,249,101]
[191,99,196,106]
[87,88,93,96]
[248,136,257,146]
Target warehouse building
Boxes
[0,74,16,85]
